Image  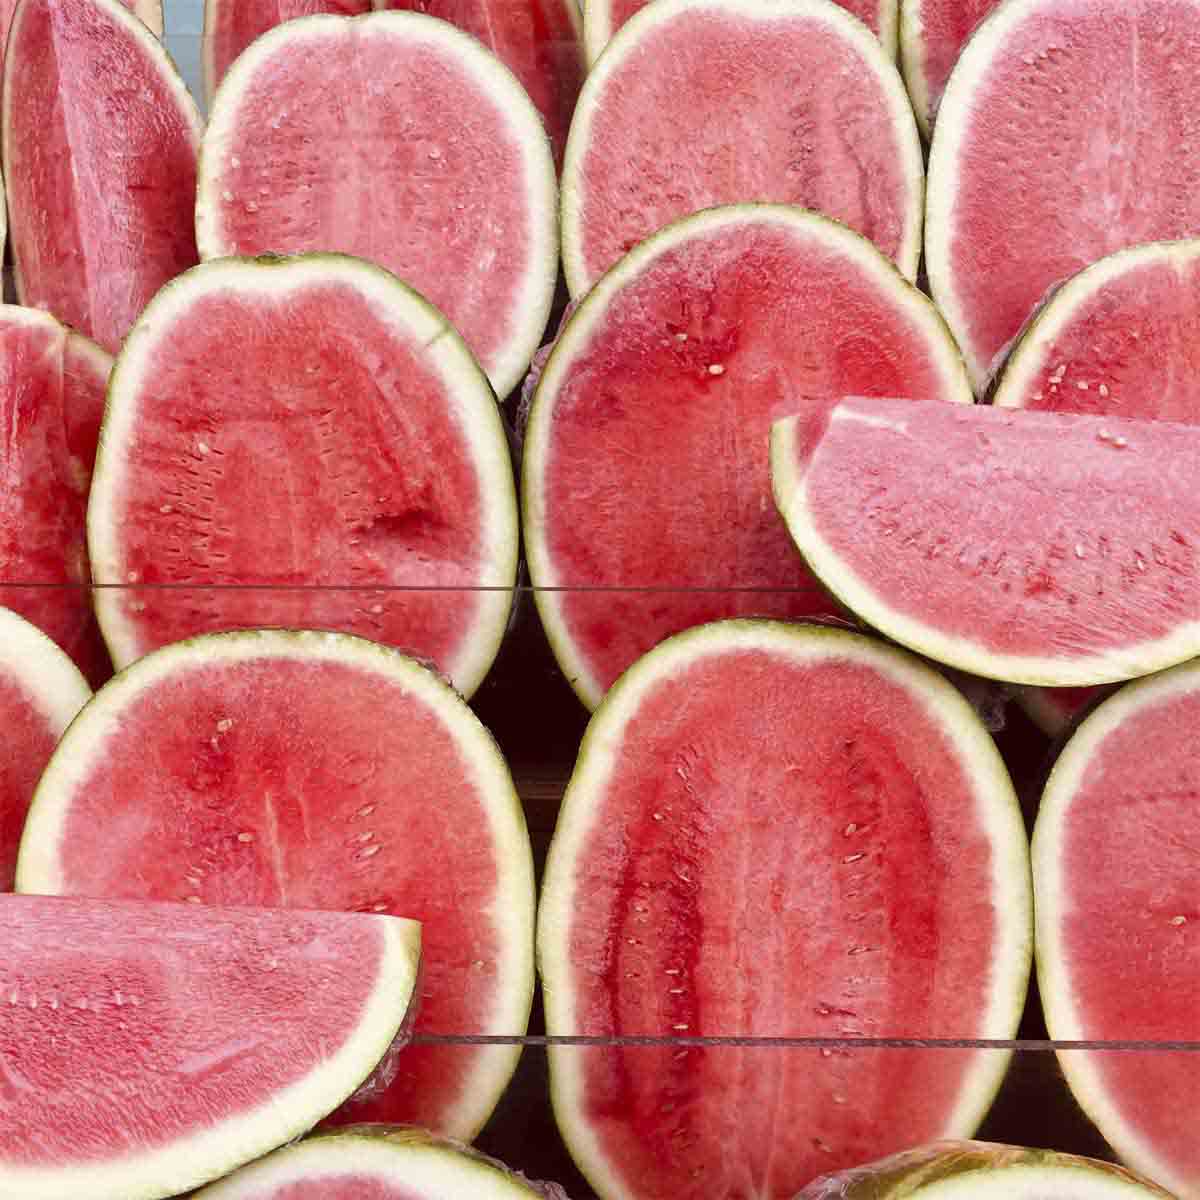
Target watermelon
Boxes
[524,204,969,709]
[798,1141,1174,1200]
[561,0,923,298]
[772,396,1200,686]
[16,628,536,1142]
[86,253,518,699]
[1033,661,1200,1196]
[1011,684,1114,738]
[0,892,420,1200]
[925,0,1200,393]
[538,620,1031,1198]
[0,608,89,890]
[196,12,557,399]
[3,0,200,355]
[191,1126,569,1198]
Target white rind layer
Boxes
[898,0,933,137]
[0,606,91,732]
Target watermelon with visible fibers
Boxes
[925,0,1200,393]
[538,620,1031,1199]
[773,397,1200,686]
[0,608,89,890]
[196,12,557,399]
[17,628,536,1142]
[0,893,420,1200]
[3,0,200,355]
[561,0,923,298]
[1033,661,1200,1196]
[87,254,517,699]
[524,205,969,709]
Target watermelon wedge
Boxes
[16,628,536,1142]
[0,608,89,890]
[524,205,969,709]
[0,893,420,1200]
[538,620,1031,1198]
[561,0,923,297]
[773,396,1200,686]
[87,253,517,699]
[3,0,200,355]
[925,0,1200,393]
[196,12,557,399]
[1033,662,1200,1196]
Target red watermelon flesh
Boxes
[3,0,200,355]
[900,0,998,134]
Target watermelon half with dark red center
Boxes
[524,205,970,709]
[925,0,1200,393]
[773,397,1200,686]
[87,253,517,699]
[3,0,199,354]
[16,628,535,1142]
[538,619,1031,1198]
[196,12,557,399]
[0,892,420,1200]
[1034,661,1200,1195]
[561,0,923,297]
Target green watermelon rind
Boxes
[561,0,924,299]
[1032,662,1200,1198]
[15,626,537,1144]
[87,251,520,701]
[537,618,1032,1200]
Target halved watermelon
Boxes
[773,397,1200,686]
[0,608,89,890]
[925,0,1200,392]
[0,893,420,1200]
[561,0,923,297]
[87,253,517,699]
[196,12,557,399]
[3,0,199,354]
[1034,662,1200,1196]
[524,204,969,709]
[539,620,1031,1198]
[16,628,536,1142]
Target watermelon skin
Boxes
[2,0,199,355]
[0,893,420,1200]
[539,620,1031,1200]
[17,628,536,1143]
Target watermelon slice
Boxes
[196,12,557,399]
[0,892,420,1200]
[925,0,1200,393]
[798,1141,1175,1200]
[3,0,200,355]
[16,628,536,1142]
[561,0,923,298]
[1011,684,1113,739]
[86,253,517,699]
[538,619,1031,1198]
[1033,661,1200,1196]
[524,205,970,709]
[0,608,89,891]
[773,396,1200,686]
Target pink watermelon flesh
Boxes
[3,0,198,354]
[28,649,520,1137]
[905,0,998,129]
[0,311,111,688]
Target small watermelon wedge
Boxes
[0,893,420,1200]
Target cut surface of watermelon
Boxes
[17,628,535,1142]
[87,254,517,699]
[773,397,1200,686]
[524,205,969,709]
[0,893,420,1200]
[561,0,923,297]
[925,0,1200,392]
[3,0,199,354]
[0,608,89,890]
[539,620,1031,1199]
[197,12,557,398]
[1034,662,1200,1196]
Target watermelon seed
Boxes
[369,604,384,614]
[820,1049,833,1057]
[652,812,664,821]
[372,903,388,912]
[197,441,210,454]
[847,945,872,956]
[1171,915,1188,925]
[672,1023,689,1031]
[230,157,240,168]
[356,844,382,860]
[186,896,202,904]
[669,987,684,995]
[1077,381,1089,390]
[1100,383,1110,397]
[356,804,376,818]
[1033,392,1043,400]
[665,968,680,975]
[222,190,234,202]
[832,1094,846,1104]
[844,823,858,836]
[160,503,173,513]
[1074,544,1087,559]
[246,201,260,213]
[842,853,864,864]
[675,333,688,342]
[237,832,255,843]
[217,718,233,732]
[1049,364,1066,383]
[707,364,725,376]
[1114,436,1128,448]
